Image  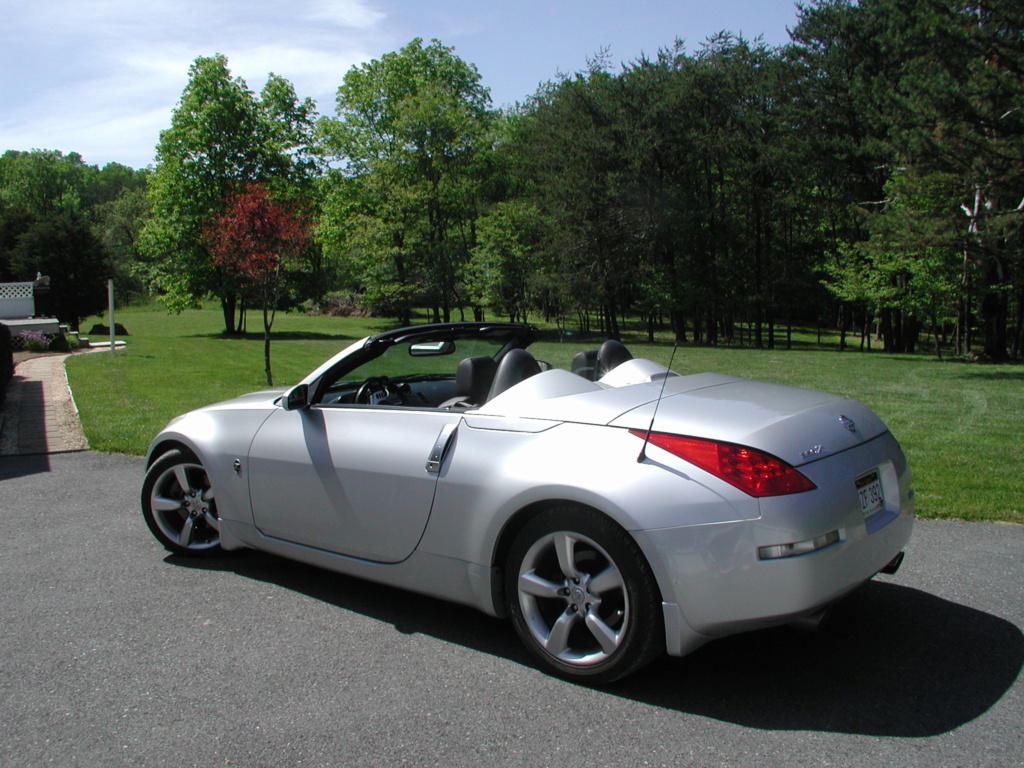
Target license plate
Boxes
[856,470,884,518]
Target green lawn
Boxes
[66,305,1024,524]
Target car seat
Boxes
[487,348,542,400]
[439,356,497,409]
[595,339,633,378]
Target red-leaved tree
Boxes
[205,183,310,385]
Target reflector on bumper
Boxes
[758,529,840,560]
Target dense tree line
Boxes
[2,0,1021,359]
[493,0,1023,359]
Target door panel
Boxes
[248,406,462,563]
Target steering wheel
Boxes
[355,376,402,405]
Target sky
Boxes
[0,0,804,170]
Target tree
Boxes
[258,73,321,196]
[204,183,310,385]
[140,55,317,334]
[94,185,151,305]
[513,60,635,338]
[825,168,963,354]
[8,209,108,331]
[467,200,544,322]
[0,206,33,281]
[319,38,492,324]
[256,74,328,306]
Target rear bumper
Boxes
[633,432,915,656]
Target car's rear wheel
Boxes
[505,506,663,684]
[141,449,222,557]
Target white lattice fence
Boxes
[0,282,35,319]
[0,282,33,300]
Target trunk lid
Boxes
[609,374,889,466]
[480,369,889,466]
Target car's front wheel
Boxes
[505,506,663,684]
[141,449,222,557]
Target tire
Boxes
[505,505,663,684]
[141,449,223,557]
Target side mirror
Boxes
[282,383,310,411]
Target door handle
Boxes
[425,422,459,473]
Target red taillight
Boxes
[630,430,817,497]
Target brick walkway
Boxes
[0,354,88,455]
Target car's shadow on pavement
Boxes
[171,551,1023,738]
[620,580,1024,737]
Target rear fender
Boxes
[420,420,760,595]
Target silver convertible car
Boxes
[142,322,914,683]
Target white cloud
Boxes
[305,0,387,29]
[0,0,391,167]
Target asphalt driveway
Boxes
[1,451,1022,767]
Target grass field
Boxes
[66,304,1024,524]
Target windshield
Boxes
[313,326,532,409]
[336,336,510,384]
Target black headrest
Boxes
[596,339,632,378]
[488,348,541,400]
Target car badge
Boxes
[839,415,857,433]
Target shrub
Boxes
[48,333,72,352]
[19,330,50,352]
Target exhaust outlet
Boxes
[790,606,832,632]
[880,551,905,575]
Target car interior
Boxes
[316,338,635,410]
